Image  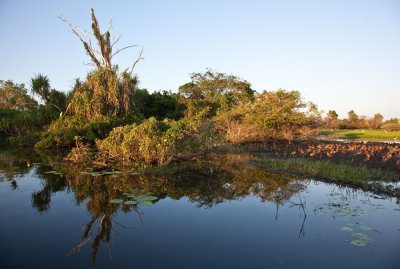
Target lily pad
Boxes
[109,199,123,204]
[140,200,154,206]
[359,225,373,231]
[347,232,373,247]
[340,227,353,232]
[124,200,137,205]
[348,239,367,247]
[352,232,369,240]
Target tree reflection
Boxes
[27,153,305,266]
[0,149,38,189]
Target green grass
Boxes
[320,129,400,141]
[257,157,400,197]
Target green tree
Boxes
[131,89,184,120]
[246,89,308,132]
[0,80,38,110]
[31,74,68,113]
[179,70,254,117]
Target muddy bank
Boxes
[238,140,400,172]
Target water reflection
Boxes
[1,150,399,268]
[1,152,307,265]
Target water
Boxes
[0,150,399,269]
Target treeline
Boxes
[323,110,399,131]
[0,9,398,166]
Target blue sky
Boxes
[0,0,399,118]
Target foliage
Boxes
[61,9,142,120]
[381,123,400,131]
[216,89,316,142]
[31,74,68,114]
[178,70,254,117]
[0,80,38,110]
[96,117,219,165]
[34,115,139,149]
[132,89,184,120]
[0,107,57,143]
[66,68,138,120]
[323,110,390,130]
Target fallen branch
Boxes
[162,149,210,166]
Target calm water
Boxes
[0,151,399,269]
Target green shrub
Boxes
[34,114,140,149]
[97,117,219,165]
[7,132,41,147]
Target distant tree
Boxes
[381,117,400,131]
[384,118,399,124]
[346,110,359,128]
[370,113,383,129]
[31,74,67,113]
[327,110,338,121]
[179,70,254,117]
[0,80,38,110]
[131,89,184,120]
[246,89,308,131]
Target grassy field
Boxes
[320,129,400,141]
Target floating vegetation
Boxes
[109,199,123,204]
[347,232,373,247]
[315,191,380,246]
[340,226,353,232]
[132,194,158,206]
[360,225,373,231]
[124,200,137,205]
[109,191,158,206]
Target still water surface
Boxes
[0,151,399,269]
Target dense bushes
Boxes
[215,89,317,143]
[132,89,184,120]
[96,117,218,165]
[34,115,141,149]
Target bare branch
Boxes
[111,33,123,49]
[58,16,101,69]
[111,45,136,58]
[128,47,144,77]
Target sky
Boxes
[0,0,399,119]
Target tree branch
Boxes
[128,47,144,77]
[111,45,136,58]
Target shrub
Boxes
[381,123,400,131]
[96,117,219,165]
[34,114,139,149]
